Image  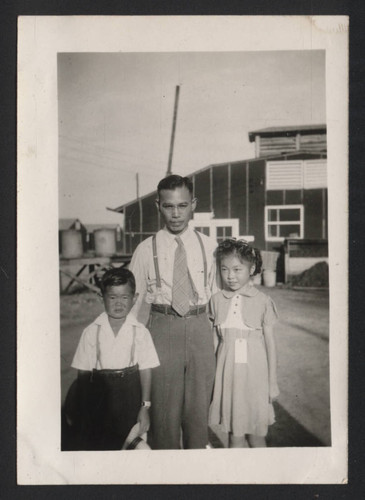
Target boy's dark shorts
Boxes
[64,365,141,451]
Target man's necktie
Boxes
[171,237,191,316]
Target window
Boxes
[265,205,304,242]
[194,226,210,236]
[216,226,232,243]
[190,218,239,243]
[266,160,327,190]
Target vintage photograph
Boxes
[17,16,348,484]
[58,51,330,452]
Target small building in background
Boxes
[248,124,327,158]
[113,124,328,282]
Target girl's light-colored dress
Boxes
[209,284,278,437]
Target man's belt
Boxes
[151,303,207,317]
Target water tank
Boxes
[94,228,116,257]
[263,270,276,287]
[61,230,83,259]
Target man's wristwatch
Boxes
[141,401,151,408]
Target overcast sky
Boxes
[58,50,325,224]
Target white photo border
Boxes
[17,15,348,484]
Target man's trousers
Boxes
[147,309,215,449]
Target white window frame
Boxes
[265,205,304,242]
[189,218,239,242]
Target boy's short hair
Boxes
[157,175,193,196]
[100,267,136,295]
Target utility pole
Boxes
[136,172,143,243]
[136,172,139,199]
[166,85,180,177]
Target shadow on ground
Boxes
[62,400,327,451]
[209,401,328,448]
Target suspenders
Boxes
[152,235,162,290]
[95,324,137,369]
[195,231,208,289]
[151,230,208,291]
[129,326,137,367]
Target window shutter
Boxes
[266,161,303,190]
[303,160,327,189]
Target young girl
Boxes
[209,239,279,448]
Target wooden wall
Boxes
[259,136,297,156]
[123,152,327,254]
[212,165,228,218]
[124,192,159,253]
[258,133,326,157]
[194,169,211,212]
[230,162,247,234]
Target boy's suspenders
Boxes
[95,324,102,369]
[95,324,137,370]
[129,326,137,367]
[152,229,208,294]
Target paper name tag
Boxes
[235,338,248,363]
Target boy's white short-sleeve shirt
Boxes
[71,312,160,371]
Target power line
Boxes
[59,134,165,167]
[59,144,161,175]
[59,153,161,177]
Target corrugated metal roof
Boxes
[113,149,327,213]
[248,124,326,142]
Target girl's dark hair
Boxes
[100,267,136,295]
[216,239,262,276]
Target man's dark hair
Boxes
[100,267,136,295]
[157,175,193,197]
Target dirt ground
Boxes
[60,285,330,448]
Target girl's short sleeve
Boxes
[263,296,278,326]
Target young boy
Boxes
[70,267,159,450]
